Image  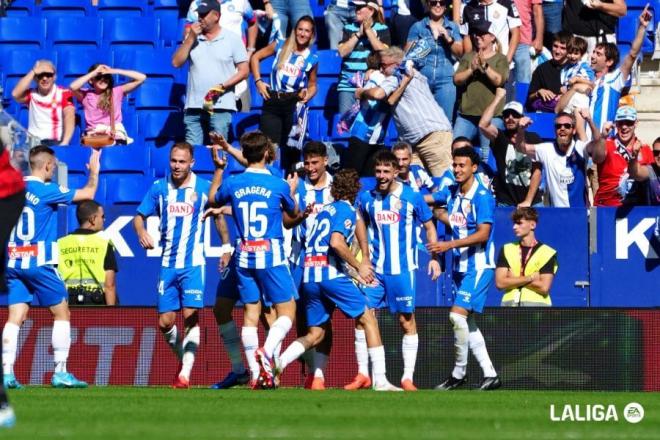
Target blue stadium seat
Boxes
[359,177,376,191]
[309,78,339,109]
[47,17,103,50]
[525,112,556,141]
[148,142,173,177]
[103,174,149,205]
[152,0,181,44]
[97,0,149,18]
[385,119,398,144]
[1,50,54,79]
[103,17,160,51]
[231,112,261,141]
[57,50,112,83]
[159,17,187,48]
[52,146,90,175]
[316,50,342,77]
[134,81,184,110]
[617,8,656,55]
[100,143,148,174]
[515,82,530,105]
[248,78,264,110]
[138,110,185,147]
[39,0,94,18]
[113,49,178,81]
[259,56,274,76]
[192,145,216,175]
[0,18,46,52]
[4,0,37,16]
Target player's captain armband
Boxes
[304,255,329,267]
[7,244,38,259]
[240,240,271,253]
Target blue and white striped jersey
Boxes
[7,177,74,269]
[303,200,355,282]
[590,68,629,131]
[216,168,296,269]
[290,174,334,266]
[270,40,318,93]
[137,173,210,269]
[358,182,433,275]
[399,165,435,194]
[432,179,496,273]
[350,70,391,145]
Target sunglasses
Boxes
[94,74,112,82]
[616,120,635,126]
[429,0,445,6]
[653,150,660,157]
[554,123,574,130]
[503,111,521,119]
[36,72,54,79]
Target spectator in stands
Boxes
[393,142,437,193]
[337,0,391,114]
[406,0,463,123]
[173,0,249,144]
[496,207,557,307]
[511,0,544,92]
[526,30,570,112]
[251,15,318,173]
[57,200,118,306]
[11,60,75,146]
[586,106,655,207]
[541,0,562,48]
[563,0,627,58]
[453,20,509,161]
[628,136,660,206]
[479,88,543,207]
[556,36,594,114]
[325,0,357,50]
[70,64,146,145]
[269,0,313,39]
[391,0,422,46]
[556,7,652,132]
[459,0,521,72]
[344,52,389,176]
[359,46,453,177]
[514,111,593,207]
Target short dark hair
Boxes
[331,168,361,203]
[391,142,412,154]
[567,36,588,55]
[554,31,572,46]
[653,136,660,146]
[595,42,619,68]
[366,51,380,70]
[240,131,271,164]
[302,141,327,159]
[555,111,576,126]
[373,149,399,169]
[511,207,539,223]
[452,146,480,165]
[171,142,194,158]
[76,200,102,225]
[29,144,55,169]
[451,136,472,148]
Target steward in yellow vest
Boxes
[495,207,557,306]
[57,201,117,305]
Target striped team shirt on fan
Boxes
[7,176,74,269]
[399,165,435,193]
[26,86,74,142]
[431,179,496,273]
[270,40,318,93]
[216,168,296,269]
[303,200,356,282]
[358,182,433,275]
[136,172,210,268]
[590,68,630,131]
[290,174,334,266]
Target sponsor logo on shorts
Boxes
[168,202,194,217]
[456,290,471,303]
[304,255,329,267]
[8,245,38,259]
[240,240,271,252]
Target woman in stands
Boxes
[251,15,318,173]
[337,1,390,115]
[406,0,463,123]
[70,64,146,145]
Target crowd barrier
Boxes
[2,308,657,391]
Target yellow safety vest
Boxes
[57,232,109,293]
[501,242,557,306]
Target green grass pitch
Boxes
[4,387,659,439]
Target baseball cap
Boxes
[614,105,637,122]
[197,0,220,15]
[471,20,495,35]
[502,101,524,116]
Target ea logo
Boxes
[623,403,644,424]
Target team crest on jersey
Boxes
[392,198,402,211]
[168,202,194,217]
[493,10,500,19]
[344,219,353,229]
[449,212,467,227]
[376,210,401,224]
[191,191,198,203]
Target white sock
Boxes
[401,333,418,382]
[355,329,369,376]
[2,323,20,375]
[241,326,260,381]
[163,325,181,359]
[368,345,387,384]
[469,329,497,378]
[179,326,200,380]
[219,322,244,374]
[52,320,70,374]
[278,340,306,371]
[273,340,283,366]
[313,351,328,379]
[263,316,292,359]
[449,312,469,379]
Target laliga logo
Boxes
[375,210,400,224]
[168,202,194,217]
[550,402,644,423]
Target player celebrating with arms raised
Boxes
[209,131,299,389]
[355,150,441,391]
[427,147,501,391]
[133,142,211,389]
